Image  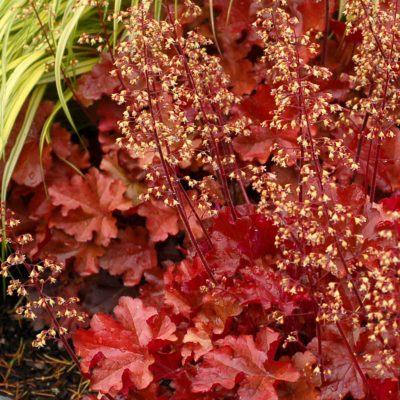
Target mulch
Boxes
[0,305,88,400]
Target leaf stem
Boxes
[321,0,330,66]
[336,321,370,396]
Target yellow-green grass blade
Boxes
[39,89,73,197]
[209,0,222,54]
[0,1,24,35]
[40,90,73,152]
[59,157,85,177]
[154,0,162,20]
[49,0,62,31]
[0,14,15,153]
[113,0,122,50]
[226,0,234,24]
[1,62,46,155]
[1,84,46,204]
[3,50,45,107]
[54,6,86,134]
[38,57,99,84]
[339,0,346,19]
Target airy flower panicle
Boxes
[1,207,86,349]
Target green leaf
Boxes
[154,0,162,20]
[0,13,15,154]
[209,0,222,54]
[0,61,45,156]
[38,57,99,84]
[226,0,234,24]
[1,84,46,203]
[40,89,73,153]
[113,0,122,49]
[54,5,86,134]
[339,0,346,19]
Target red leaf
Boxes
[182,325,213,364]
[192,328,299,400]
[236,85,275,121]
[233,86,298,165]
[49,168,131,246]
[100,227,157,286]
[51,123,90,169]
[212,0,263,94]
[204,206,277,278]
[308,325,397,400]
[73,297,177,396]
[11,101,54,187]
[194,291,243,334]
[172,367,222,400]
[233,126,275,164]
[369,378,399,400]
[222,58,259,95]
[214,0,262,56]
[230,265,283,311]
[290,0,337,33]
[12,141,52,187]
[164,257,207,317]
[138,200,180,242]
[96,99,124,133]
[75,53,121,107]
[100,151,146,206]
[278,351,320,400]
[39,229,105,276]
[330,19,363,43]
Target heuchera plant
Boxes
[3,0,400,399]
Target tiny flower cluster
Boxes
[112,0,247,215]
[1,208,86,349]
[250,0,400,388]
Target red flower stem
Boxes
[227,142,251,205]
[166,16,237,219]
[180,64,236,215]
[12,237,98,396]
[21,264,79,371]
[352,112,369,182]
[140,11,216,284]
[336,321,370,396]
[269,12,366,311]
[358,0,400,88]
[32,280,117,400]
[287,226,325,384]
[173,182,217,284]
[96,5,127,91]
[364,140,373,192]
[30,1,76,99]
[369,141,381,203]
[304,258,326,384]
[144,62,213,249]
[290,22,365,310]
[208,95,250,205]
[175,177,214,247]
[355,87,373,145]
[287,20,364,308]
[358,0,387,59]
[321,0,330,66]
[316,319,325,385]
[369,1,398,203]
[299,140,304,203]
[291,29,323,189]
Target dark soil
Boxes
[0,304,86,400]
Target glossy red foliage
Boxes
[5,1,400,399]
